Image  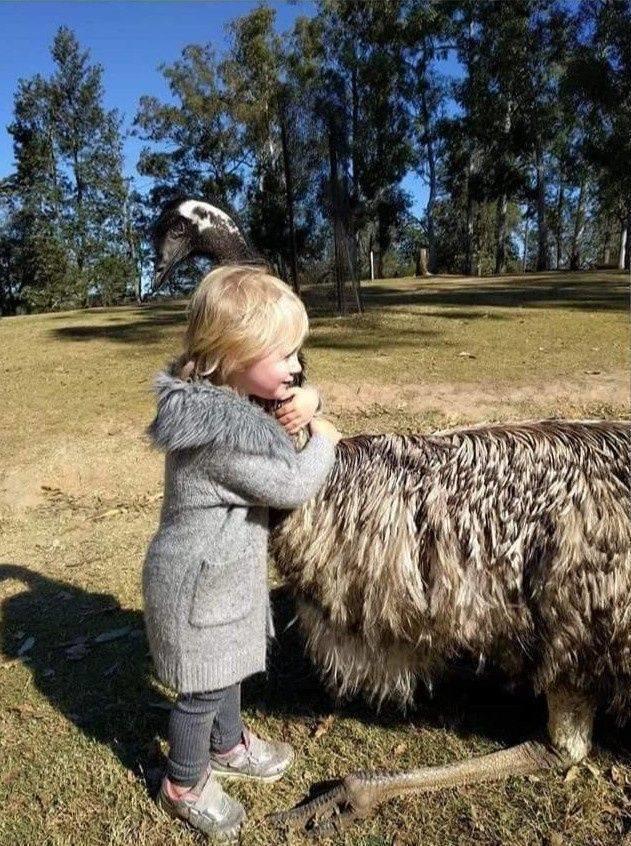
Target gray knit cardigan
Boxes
[142,366,336,694]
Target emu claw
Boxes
[269,780,368,838]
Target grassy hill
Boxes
[0,270,629,845]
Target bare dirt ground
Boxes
[320,368,629,419]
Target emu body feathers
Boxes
[272,420,631,719]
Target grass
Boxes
[0,269,629,846]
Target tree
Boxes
[135,43,249,210]
[565,0,631,270]
[5,27,132,311]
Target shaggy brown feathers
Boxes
[271,420,631,719]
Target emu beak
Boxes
[153,261,172,290]
[153,242,193,291]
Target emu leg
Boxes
[271,740,565,836]
[546,683,595,764]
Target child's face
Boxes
[228,345,302,401]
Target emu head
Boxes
[152,198,262,290]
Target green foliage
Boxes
[4,26,131,313]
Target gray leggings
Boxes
[167,683,244,785]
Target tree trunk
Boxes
[619,216,628,270]
[328,121,345,315]
[495,193,508,275]
[464,161,475,275]
[523,213,530,272]
[535,142,549,271]
[420,65,437,274]
[279,100,300,296]
[569,179,586,271]
[555,180,564,269]
[351,59,359,207]
[417,247,429,276]
[375,247,384,280]
[602,228,611,265]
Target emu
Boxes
[270,421,630,829]
[152,197,262,290]
[153,199,631,833]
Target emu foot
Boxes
[270,741,566,838]
[269,773,381,838]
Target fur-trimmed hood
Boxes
[146,362,295,461]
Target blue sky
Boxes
[0,1,458,216]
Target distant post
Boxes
[417,247,430,277]
[370,250,375,281]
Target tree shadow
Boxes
[361,274,628,312]
[45,274,624,353]
[50,304,187,346]
[306,325,440,353]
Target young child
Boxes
[143,265,341,840]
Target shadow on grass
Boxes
[46,274,625,350]
[361,275,628,312]
[1,564,627,799]
[307,326,440,353]
[50,305,187,346]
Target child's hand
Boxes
[275,386,321,435]
[310,417,343,444]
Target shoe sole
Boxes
[156,789,243,842]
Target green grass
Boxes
[0,270,629,845]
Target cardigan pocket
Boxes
[188,556,254,627]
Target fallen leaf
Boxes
[65,643,90,661]
[80,603,120,619]
[312,714,335,739]
[584,370,602,375]
[564,765,580,783]
[9,703,43,720]
[584,761,600,779]
[610,764,624,785]
[93,508,120,521]
[17,636,35,656]
[57,635,88,648]
[458,351,476,359]
[94,626,132,644]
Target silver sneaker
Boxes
[157,768,245,841]
[210,728,294,782]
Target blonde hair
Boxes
[184,265,308,384]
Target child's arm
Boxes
[274,386,321,435]
[206,430,338,510]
